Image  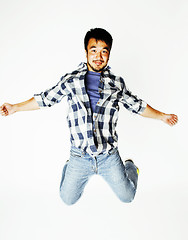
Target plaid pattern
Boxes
[34,62,147,157]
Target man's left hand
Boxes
[162,114,178,126]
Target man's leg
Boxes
[59,147,92,205]
[98,149,139,203]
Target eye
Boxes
[102,50,108,54]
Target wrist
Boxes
[159,112,166,121]
[13,103,20,113]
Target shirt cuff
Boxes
[137,101,147,114]
[33,94,45,108]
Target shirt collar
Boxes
[77,62,111,75]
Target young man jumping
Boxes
[0,28,178,205]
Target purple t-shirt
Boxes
[85,71,100,113]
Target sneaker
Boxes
[125,159,139,175]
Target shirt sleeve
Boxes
[33,77,67,108]
[119,77,147,114]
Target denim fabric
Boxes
[59,146,138,205]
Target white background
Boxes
[0,0,187,239]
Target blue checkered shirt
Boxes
[34,62,147,157]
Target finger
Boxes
[172,115,178,121]
[170,119,177,126]
[2,108,7,115]
[3,106,8,113]
[1,108,8,116]
[3,112,8,116]
[173,116,178,122]
[174,118,178,123]
[170,114,178,123]
[4,110,9,115]
[0,108,5,115]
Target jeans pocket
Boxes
[108,147,118,156]
[71,153,82,158]
[70,148,82,158]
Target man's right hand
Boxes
[0,103,16,116]
[0,97,40,117]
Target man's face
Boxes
[86,38,110,73]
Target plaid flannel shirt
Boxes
[34,62,147,157]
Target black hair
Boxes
[84,28,113,52]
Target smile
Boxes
[94,61,103,65]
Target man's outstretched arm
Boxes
[0,97,40,117]
[141,104,178,126]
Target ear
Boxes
[85,50,88,58]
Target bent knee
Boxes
[120,195,135,203]
[119,195,135,203]
[59,191,80,206]
[61,198,77,206]
[119,188,136,203]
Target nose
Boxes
[96,51,103,60]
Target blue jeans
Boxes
[59,146,138,205]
